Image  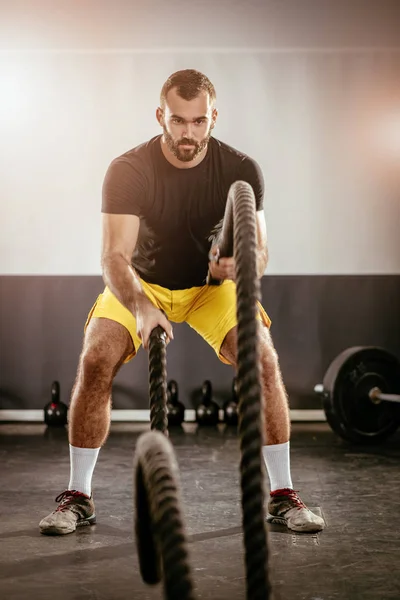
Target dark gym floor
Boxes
[1,422,399,600]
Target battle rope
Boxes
[208,180,272,600]
[134,326,195,599]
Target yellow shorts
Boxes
[85,279,271,365]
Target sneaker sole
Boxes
[266,513,324,533]
[40,514,96,536]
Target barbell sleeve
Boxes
[369,387,400,404]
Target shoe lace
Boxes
[54,490,88,512]
[270,488,306,510]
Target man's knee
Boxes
[260,342,279,372]
[221,322,277,366]
[258,326,279,371]
[79,318,133,384]
[80,345,116,381]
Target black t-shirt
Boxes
[102,135,264,290]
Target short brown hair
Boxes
[160,69,216,108]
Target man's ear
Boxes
[156,107,164,126]
[211,107,218,129]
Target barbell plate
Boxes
[322,346,400,444]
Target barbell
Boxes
[368,388,400,404]
[314,346,400,444]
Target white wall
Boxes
[1,2,399,275]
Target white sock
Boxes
[262,441,293,493]
[68,445,100,497]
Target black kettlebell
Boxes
[166,379,185,426]
[196,380,220,426]
[223,377,239,426]
[44,381,68,427]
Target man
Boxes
[39,69,324,535]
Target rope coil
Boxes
[134,327,195,599]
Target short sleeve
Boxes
[101,158,146,217]
[237,157,265,211]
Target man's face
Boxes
[158,88,217,162]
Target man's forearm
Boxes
[102,254,149,316]
[257,247,268,279]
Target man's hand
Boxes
[208,246,236,282]
[135,299,174,349]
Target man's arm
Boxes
[101,213,147,316]
[256,209,268,278]
[101,213,174,347]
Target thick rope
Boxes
[148,325,168,434]
[134,431,196,600]
[134,325,195,599]
[210,180,271,599]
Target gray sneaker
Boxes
[267,488,325,533]
[39,490,96,535]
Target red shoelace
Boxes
[54,490,89,512]
[270,488,307,510]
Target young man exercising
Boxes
[40,69,324,535]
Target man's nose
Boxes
[183,123,193,138]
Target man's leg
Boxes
[69,318,133,449]
[39,281,172,535]
[67,316,134,487]
[220,323,324,533]
[39,316,134,535]
[220,323,291,445]
[39,292,140,535]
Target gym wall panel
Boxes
[1,275,399,411]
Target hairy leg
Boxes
[220,323,290,445]
[69,317,134,448]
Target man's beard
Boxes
[163,127,211,163]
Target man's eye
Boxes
[196,120,206,125]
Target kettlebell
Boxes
[44,381,68,427]
[223,377,239,426]
[195,380,220,426]
[166,379,185,426]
